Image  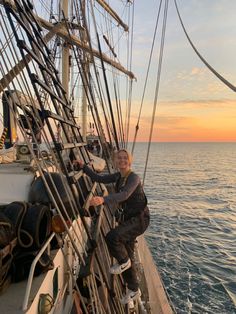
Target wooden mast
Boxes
[0,0,135,80]
[61,0,70,97]
[81,0,88,141]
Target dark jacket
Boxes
[83,165,147,219]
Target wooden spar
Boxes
[36,21,135,79]
[95,0,129,32]
[0,0,135,80]
[0,23,62,93]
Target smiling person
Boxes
[75,149,150,304]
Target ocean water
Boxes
[131,142,236,314]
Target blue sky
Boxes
[1,1,236,142]
[127,0,236,141]
[132,0,236,101]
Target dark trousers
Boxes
[105,208,149,291]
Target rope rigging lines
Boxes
[174,0,236,92]
[88,0,134,150]
[129,0,168,185]
[131,0,163,155]
[131,0,236,185]
[143,0,169,186]
[89,1,120,150]
[0,2,133,312]
[124,0,135,147]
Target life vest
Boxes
[116,171,147,220]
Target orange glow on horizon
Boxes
[127,99,236,142]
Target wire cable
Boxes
[143,0,169,186]
[174,0,236,92]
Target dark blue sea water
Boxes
[131,142,236,314]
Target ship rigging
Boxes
[0,0,173,313]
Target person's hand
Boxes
[73,159,84,168]
[90,196,104,206]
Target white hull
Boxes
[0,219,88,314]
[0,162,87,313]
[0,163,34,205]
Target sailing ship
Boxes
[0,0,173,313]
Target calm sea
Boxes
[131,142,236,314]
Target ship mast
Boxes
[61,0,69,97]
[0,0,134,146]
[81,0,88,141]
[0,0,135,89]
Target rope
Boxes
[74,0,117,157]
[67,2,115,169]
[174,0,236,92]
[0,127,8,150]
[143,0,169,186]
[2,0,92,258]
[114,77,125,146]
[89,2,120,150]
[104,11,125,146]
[125,1,135,146]
[131,0,163,155]
[1,2,141,313]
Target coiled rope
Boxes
[0,127,8,149]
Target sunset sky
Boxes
[1,1,236,143]
[129,0,236,142]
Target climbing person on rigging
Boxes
[75,149,150,304]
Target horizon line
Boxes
[127,141,236,143]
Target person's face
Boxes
[116,151,130,170]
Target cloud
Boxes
[190,67,207,76]
[159,98,236,109]
[126,97,236,142]
[175,67,210,81]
